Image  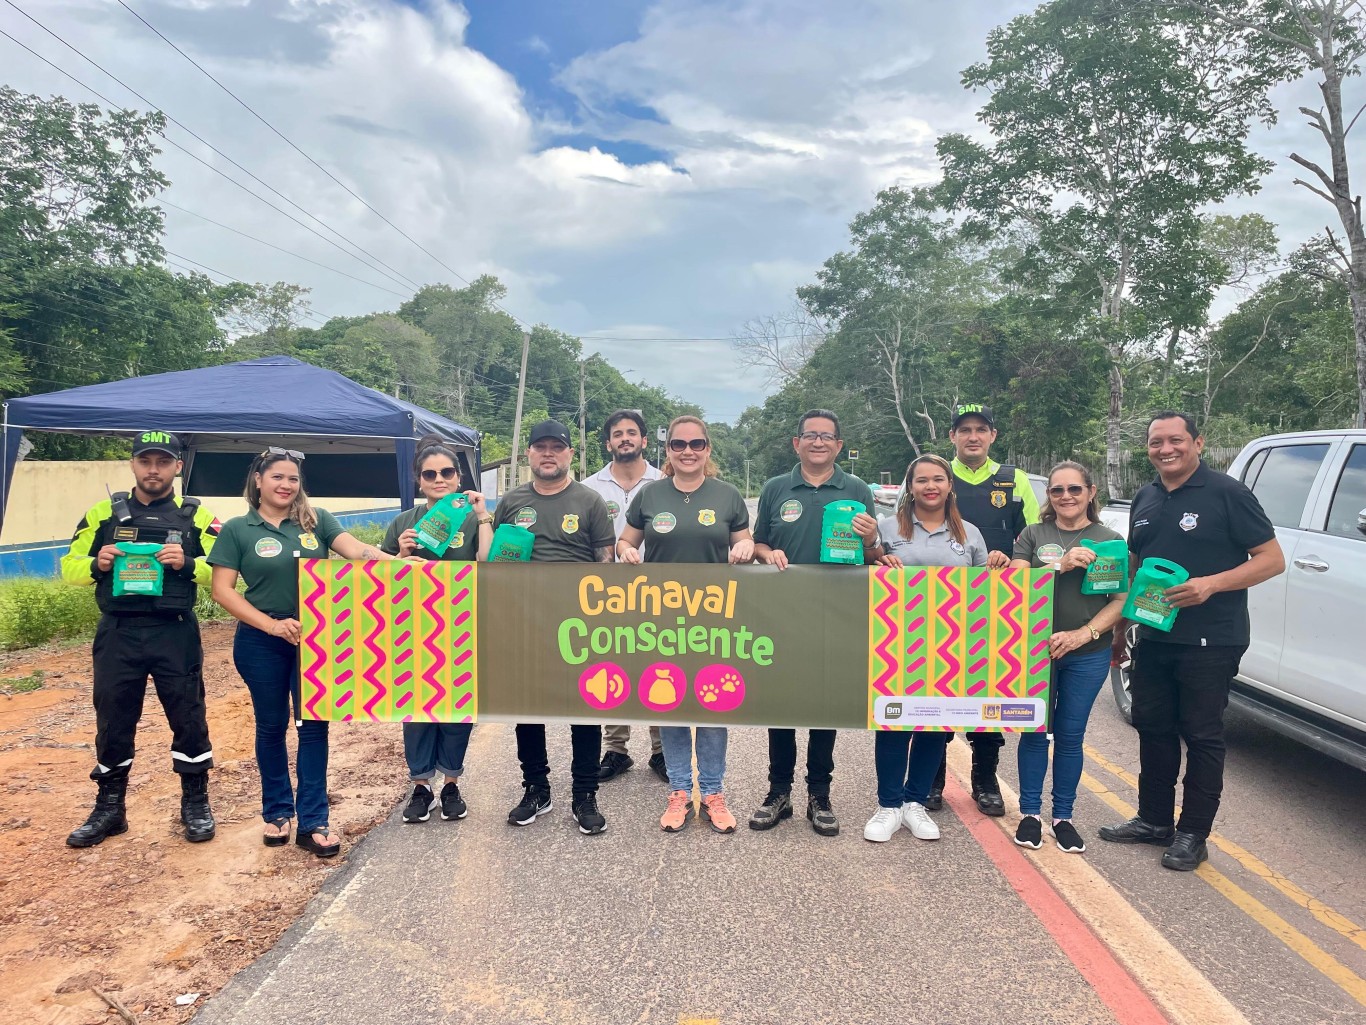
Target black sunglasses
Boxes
[421,466,459,482]
[262,446,305,462]
[668,438,709,452]
[1047,484,1087,497]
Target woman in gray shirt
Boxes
[865,454,987,845]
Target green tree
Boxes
[937,0,1279,494]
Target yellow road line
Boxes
[1078,770,1366,1007]
[947,743,1250,1025]
[1084,742,1366,953]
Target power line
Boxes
[1,0,425,296]
[115,0,529,327]
[159,200,409,298]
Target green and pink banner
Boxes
[298,561,1054,731]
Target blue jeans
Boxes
[1017,646,1111,820]
[874,731,950,808]
[660,726,728,796]
[233,623,330,831]
[403,722,473,781]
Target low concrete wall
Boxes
[1,461,398,547]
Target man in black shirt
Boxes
[1099,412,1284,870]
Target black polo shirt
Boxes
[1127,461,1275,647]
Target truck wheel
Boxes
[1109,623,1137,725]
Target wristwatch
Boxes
[477,514,494,525]
[1085,623,1099,641]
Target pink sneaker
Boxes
[701,793,737,834]
[660,790,693,832]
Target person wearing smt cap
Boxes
[938,402,1041,817]
[61,430,221,848]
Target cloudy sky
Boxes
[1,0,1352,422]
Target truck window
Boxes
[1248,444,1330,528]
[1325,445,1366,541]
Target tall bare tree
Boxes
[732,303,826,387]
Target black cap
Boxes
[131,430,183,457]
[528,419,572,447]
[951,404,995,429]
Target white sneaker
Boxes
[902,802,940,840]
[863,806,903,842]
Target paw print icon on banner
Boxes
[694,664,746,713]
[578,663,630,712]
[638,662,686,712]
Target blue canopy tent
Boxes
[0,355,480,534]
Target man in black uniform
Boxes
[61,431,221,847]
[942,403,1041,815]
[1099,412,1283,870]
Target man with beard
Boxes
[61,431,221,848]
[489,420,616,834]
[583,409,665,782]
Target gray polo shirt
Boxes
[877,514,988,568]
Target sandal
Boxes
[262,818,291,847]
[295,826,341,858]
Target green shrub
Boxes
[0,579,103,650]
[345,522,389,548]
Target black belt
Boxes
[104,612,194,626]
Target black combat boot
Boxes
[970,743,1006,817]
[67,778,129,848]
[180,772,217,843]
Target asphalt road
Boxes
[191,696,1366,1025]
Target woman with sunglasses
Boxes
[865,454,988,844]
[209,448,407,857]
[617,415,753,834]
[1009,461,1126,854]
[381,435,493,825]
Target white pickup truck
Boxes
[1106,430,1366,770]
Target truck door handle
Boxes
[1293,556,1329,572]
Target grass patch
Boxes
[0,670,46,694]
[345,522,388,548]
[0,579,104,650]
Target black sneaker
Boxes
[440,782,468,821]
[1014,815,1042,849]
[598,751,634,781]
[806,794,839,837]
[748,791,793,831]
[402,784,434,823]
[507,785,552,826]
[647,752,669,782]
[1098,815,1175,846]
[1160,831,1208,871]
[572,792,607,835]
[1051,820,1086,854]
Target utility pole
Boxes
[578,359,587,479]
[509,330,530,486]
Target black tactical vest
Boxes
[953,464,1026,555]
[94,494,202,614]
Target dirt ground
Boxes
[0,620,404,1025]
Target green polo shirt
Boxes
[626,477,750,564]
[753,463,877,565]
[208,507,344,616]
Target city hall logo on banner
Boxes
[653,512,677,534]
[780,500,803,522]
[562,514,579,534]
[698,508,716,526]
[515,508,537,527]
[982,703,1002,720]
[1180,512,1199,532]
[991,490,1007,508]
[1000,704,1037,722]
